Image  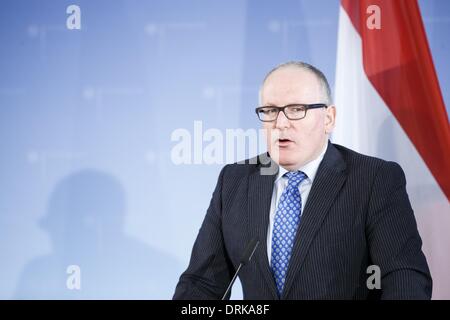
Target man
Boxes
[173,61,432,299]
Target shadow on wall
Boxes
[14,169,181,299]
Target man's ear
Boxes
[324,105,336,134]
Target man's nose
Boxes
[275,110,290,129]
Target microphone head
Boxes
[240,238,260,265]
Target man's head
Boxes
[258,61,336,171]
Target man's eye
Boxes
[291,107,304,112]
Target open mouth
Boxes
[276,138,294,147]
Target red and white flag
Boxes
[333,0,450,299]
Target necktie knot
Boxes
[284,171,307,188]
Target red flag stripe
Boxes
[341,0,450,201]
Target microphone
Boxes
[221,238,260,300]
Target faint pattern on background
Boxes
[14,170,179,299]
[0,0,448,299]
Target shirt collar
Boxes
[275,141,328,183]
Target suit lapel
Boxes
[282,142,347,298]
[247,154,279,299]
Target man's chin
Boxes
[277,155,299,171]
[268,148,300,167]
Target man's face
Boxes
[260,67,336,171]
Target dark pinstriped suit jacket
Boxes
[173,141,432,300]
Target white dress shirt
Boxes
[267,142,328,263]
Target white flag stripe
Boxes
[333,5,450,299]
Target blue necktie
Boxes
[271,171,307,297]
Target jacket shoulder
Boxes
[332,143,405,179]
[222,153,271,175]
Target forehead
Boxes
[261,67,323,105]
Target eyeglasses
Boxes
[255,103,327,122]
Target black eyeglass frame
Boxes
[255,103,328,122]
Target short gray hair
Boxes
[259,61,333,105]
